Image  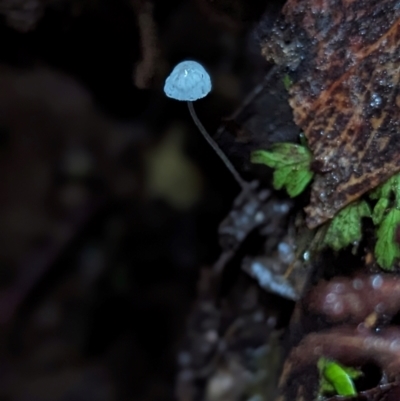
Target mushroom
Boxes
[164,60,248,190]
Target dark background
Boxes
[0,1,279,400]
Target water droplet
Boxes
[325,293,337,303]
[332,301,344,314]
[371,275,383,289]
[319,191,327,201]
[332,283,345,293]
[370,93,382,108]
[390,339,400,351]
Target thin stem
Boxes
[187,101,247,190]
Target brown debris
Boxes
[305,274,400,324]
[176,270,282,401]
[276,272,400,400]
[261,0,400,228]
[325,382,400,401]
[276,327,400,401]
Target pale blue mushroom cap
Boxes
[164,60,212,101]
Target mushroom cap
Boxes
[164,60,212,101]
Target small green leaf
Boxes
[251,143,314,197]
[317,357,361,398]
[282,74,293,90]
[375,208,400,270]
[323,201,370,251]
[372,198,389,225]
[369,173,400,204]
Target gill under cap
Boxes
[164,60,212,101]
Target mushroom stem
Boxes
[187,101,247,190]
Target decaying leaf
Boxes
[261,0,400,229]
